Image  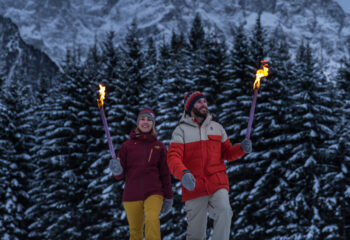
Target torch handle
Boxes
[99,106,117,159]
[245,89,259,140]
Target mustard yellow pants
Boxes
[123,195,163,240]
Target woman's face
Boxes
[138,116,153,133]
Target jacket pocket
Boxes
[214,171,228,185]
[207,162,226,174]
[146,146,161,166]
[207,135,222,161]
[206,135,225,174]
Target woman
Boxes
[109,108,173,240]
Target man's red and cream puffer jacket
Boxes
[167,112,246,202]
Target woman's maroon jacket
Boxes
[114,131,173,202]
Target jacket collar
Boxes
[179,111,212,128]
[129,130,157,142]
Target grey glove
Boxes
[181,172,196,191]
[161,198,173,214]
[240,139,252,153]
[109,158,123,175]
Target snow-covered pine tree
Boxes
[156,33,189,239]
[219,24,253,141]
[189,13,205,52]
[218,21,267,239]
[100,31,128,146]
[0,95,25,239]
[255,39,294,239]
[0,78,35,239]
[31,45,100,239]
[249,14,267,69]
[140,37,159,109]
[119,20,145,135]
[228,36,292,238]
[93,31,130,239]
[310,74,346,240]
[65,46,100,240]
[157,32,190,145]
[187,13,207,94]
[335,57,350,239]
[26,84,74,239]
[335,135,350,239]
[0,77,4,87]
[77,42,123,239]
[156,40,173,144]
[276,42,340,239]
[201,31,229,118]
[27,47,91,239]
[233,38,297,239]
[0,101,16,239]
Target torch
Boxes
[97,84,117,159]
[245,60,269,140]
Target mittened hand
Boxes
[161,198,173,214]
[109,158,123,176]
[181,172,196,191]
[240,139,252,153]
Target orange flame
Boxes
[97,84,106,108]
[253,63,269,90]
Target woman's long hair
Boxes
[135,125,157,137]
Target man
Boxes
[167,91,252,240]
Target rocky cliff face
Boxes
[0,15,58,89]
[0,0,349,78]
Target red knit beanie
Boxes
[137,108,156,125]
[184,91,205,114]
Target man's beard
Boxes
[193,106,208,119]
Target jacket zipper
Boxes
[142,142,146,199]
[148,149,153,163]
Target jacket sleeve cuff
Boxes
[113,172,124,180]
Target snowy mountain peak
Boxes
[0,0,349,77]
[0,15,58,88]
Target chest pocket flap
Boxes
[207,135,222,154]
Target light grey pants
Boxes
[185,188,233,240]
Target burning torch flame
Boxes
[253,62,269,90]
[97,84,106,108]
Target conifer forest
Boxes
[1,14,350,239]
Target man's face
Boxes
[192,98,208,118]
